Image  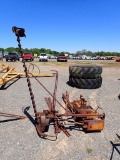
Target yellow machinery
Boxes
[0,62,54,86]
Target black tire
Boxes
[69,66,102,79]
[6,59,8,62]
[69,76,102,89]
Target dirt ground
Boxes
[0,59,120,160]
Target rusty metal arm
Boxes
[0,112,26,119]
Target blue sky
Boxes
[1,0,120,53]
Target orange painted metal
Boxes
[87,120,104,131]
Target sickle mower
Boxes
[11,26,105,140]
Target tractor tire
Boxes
[69,76,102,89]
[69,66,102,79]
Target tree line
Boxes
[0,47,67,57]
[0,47,120,57]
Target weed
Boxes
[86,148,93,153]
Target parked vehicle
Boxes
[38,53,48,62]
[23,52,34,61]
[57,54,67,62]
[50,56,57,59]
[5,52,20,61]
[0,53,3,60]
[3,52,8,58]
[116,57,120,62]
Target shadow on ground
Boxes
[110,134,120,160]
[0,78,20,90]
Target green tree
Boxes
[5,47,15,52]
[39,48,47,53]
[0,48,4,52]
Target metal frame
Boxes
[0,63,54,86]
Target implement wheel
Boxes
[37,112,50,132]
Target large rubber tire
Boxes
[69,76,102,89]
[69,66,102,79]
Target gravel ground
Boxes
[0,59,120,160]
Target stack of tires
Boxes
[69,66,102,89]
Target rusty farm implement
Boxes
[31,72,105,139]
[4,26,105,140]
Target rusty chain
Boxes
[12,26,38,121]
